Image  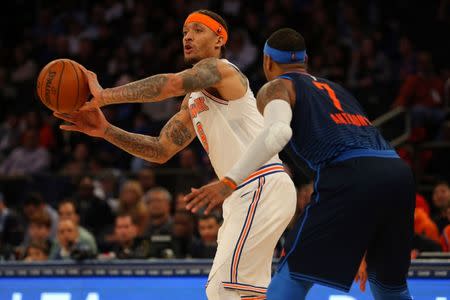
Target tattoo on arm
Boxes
[180,58,222,92]
[104,97,194,163]
[102,75,169,104]
[104,126,166,162]
[101,58,223,105]
[256,79,291,114]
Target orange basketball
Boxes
[36,59,90,113]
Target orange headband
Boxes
[184,13,228,44]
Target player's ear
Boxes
[216,35,224,49]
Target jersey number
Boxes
[313,82,343,111]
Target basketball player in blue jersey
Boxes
[185,28,415,299]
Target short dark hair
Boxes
[30,211,52,228]
[199,213,220,224]
[116,212,139,226]
[195,9,228,58]
[267,28,306,52]
[24,192,44,207]
[58,198,79,215]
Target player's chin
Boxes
[184,54,201,65]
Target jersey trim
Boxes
[201,89,229,105]
[331,149,399,164]
[236,163,285,190]
[230,177,265,283]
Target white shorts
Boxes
[206,163,296,300]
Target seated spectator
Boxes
[97,168,120,213]
[118,180,149,235]
[137,167,156,193]
[174,148,204,193]
[20,210,53,259]
[171,210,200,258]
[414,208,441,244]
[0,128,50,176]
[431,181,450,232]
[49,199,97,258]
[75,176,114,238]
[50,219,95,260]
[392,51,446,141]
[23,192,58,239]
[145,187,173,236]
[193,214,221,259]
[24,240,50,262]
[415,193,431,216]
[111,213,151,259]
[0,192,25,260]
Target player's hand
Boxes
[354,258,368,292]
[184,181,234,214]
[53,101,109,138]
[79,65,105,107]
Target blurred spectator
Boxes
[49,199,97,258]
[22,193,58,239]
[0,192,25,260]
[194,214,221,258]
[145,187,173,236]
[97,169,120,213]
[61,142,90,178]
[111,213,151,259]
[393,51,446,140]
[0,128,50,176]
[50,218,95,260]
[74,176,114,238]
[225,29,257,72]
[22,111,55,149]
[431,181,450,232]
[10,46,37,84]
[0,113,20,158]
[414,208,441,244]
[20,210,53,259]
[171,210,200,258]
[24,240,50,262]
[441,224,450,252]
[395,36,417,82]
[137,167,156,193]
[415,193,431,216]
[118,180,149,235]
[174,148,204,193]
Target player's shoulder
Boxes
[193,57,240,78]
[257,78,293,101]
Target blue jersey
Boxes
[279,72,396,172]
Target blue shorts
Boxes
[281,156,415,291]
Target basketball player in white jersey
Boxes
[54,10,296,300]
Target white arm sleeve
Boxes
[225,99,293,185]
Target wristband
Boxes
[221,177,237,190]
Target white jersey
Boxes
[188,59,281,179]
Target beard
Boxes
[184,55,202,65]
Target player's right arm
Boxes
[82,57,242,107]
[54,96,195,164]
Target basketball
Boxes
[36,59,90,113]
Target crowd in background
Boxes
[0,0,450,261]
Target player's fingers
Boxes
[204,199,219,215]
[185,192,207,210]
[191,197,210,213]
[59,124,81,132]
[53,112,75,123]
[188,191,210,212]
[184,188,202,203]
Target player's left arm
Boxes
[184,79,295,214]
